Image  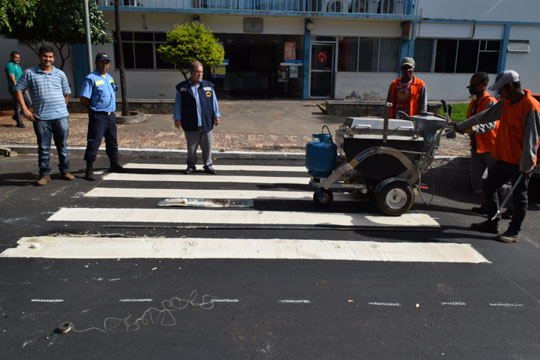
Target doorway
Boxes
[310,42,335,98]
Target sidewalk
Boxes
[0,99,470,157]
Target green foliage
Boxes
[0,0,37,33]
[440,103,469,122]
[1,0,111,69]
[157,23,225,79]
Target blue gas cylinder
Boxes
[305,133,337,177]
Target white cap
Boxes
[488,70,520,91]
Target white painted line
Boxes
[278,299,311,304]
[1,237,489,263]
[489,303,524,307]
[103,173,308,185]
[85,187,353,201]
[31,299,64,303]
[119,298,153,303]
[368,302,401,307]
[441,302,467,306]
[211,299,240,303]
[124,163,307,172]
[46,207,440,228]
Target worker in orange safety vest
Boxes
[386,57,427,119]
[456,70,540,243]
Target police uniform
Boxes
[81,69,118,162]
[174,78,221,171]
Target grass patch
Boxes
[440,103,469,122]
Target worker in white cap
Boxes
[456,70,540,243]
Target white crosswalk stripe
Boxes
[123,163,308,172]
[1,236,489,263]
[102,172,308,184]
[85,187,353,201]
[47,207,440,227]
[1,161,491,263]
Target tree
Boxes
[157,23,225,80]
[0,0,111,69]
[0,0,38,33]
[114,0,129,116]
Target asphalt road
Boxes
[1,154,540,359]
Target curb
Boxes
[0,144,470,165]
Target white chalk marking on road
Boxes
[119,298,153,303]
[102,173,308,185]
[46,208,440,228]
[1,237,488,263]
[124,163,307,173]
[368,302,401,307]
[85,187,352,201]
[278,299,311,304]
[31,299,64,303]
[441,302,467,306]
[489,303,524,307]
[211,299,240,303]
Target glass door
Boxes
[310,43,335,98]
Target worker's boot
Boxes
[109,157,125,173]
[85,161,97,181]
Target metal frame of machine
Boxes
[308,102,451,216]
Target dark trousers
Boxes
[484,160,530,233]
[33,117,70,175]
[84,110,118,162]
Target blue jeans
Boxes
[32,117,70,176]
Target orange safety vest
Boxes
[467,92,498,153]
[389,76,425,119]
[491,89,540,165]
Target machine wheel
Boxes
[375,182,414,216]
[313,189,333,207]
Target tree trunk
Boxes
[114,0,129,116]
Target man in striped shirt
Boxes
[15,46,74,186]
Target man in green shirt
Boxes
[5,51,30,128]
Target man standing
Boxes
[4,51,30,128]
[387,57,427,119]
[456,70,540,243]
[15,46,74,186]
[464,72,499,214]
[80,52,124,181]
[174,61,221,174]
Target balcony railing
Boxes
[97,0,417,16]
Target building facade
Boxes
[2,0,540,101]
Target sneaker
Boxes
[203,166,216,174]
[61,172,75,181]
[185,167,196,174]
[470,220,499,234]
[497,229,519,243]
[470,206,487,215]
[36,175,51,186]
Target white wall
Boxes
[416,23,504,39]
[418,0,540,23]
[312,18,401,37]
[507,25,540,93]
[1,39,76,101]
[334,72,482,101]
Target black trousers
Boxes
[84,110,118,162]
[484,159,531,233]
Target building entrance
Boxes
[212,34,304,98]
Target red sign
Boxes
[317,51,327,63]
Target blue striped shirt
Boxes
[16,65,71,120]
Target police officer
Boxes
[80,52,124,181]
[174,60,221,174]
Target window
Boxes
[415,39,500,74]
[113,31,175,70]
[338,37,400,72]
